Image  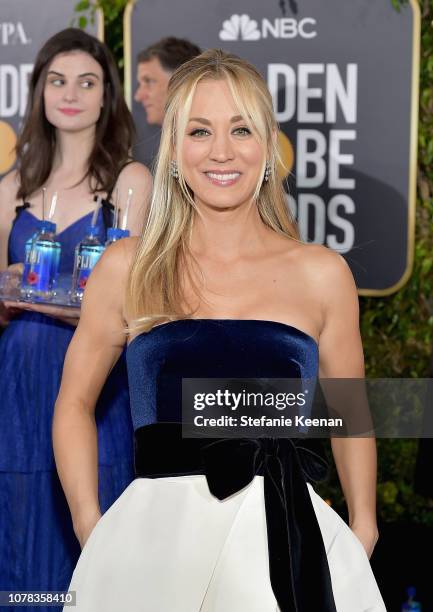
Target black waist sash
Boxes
[134,422,337,612]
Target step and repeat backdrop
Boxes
[0,0,102,176]
[0,0,420,295]
[124,0,420,295]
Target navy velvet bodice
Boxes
[126,319,319,431]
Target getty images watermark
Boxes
[191,384,342,430]
[181,378,433,438]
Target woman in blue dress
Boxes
[0,28,151,606]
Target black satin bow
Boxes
[134,423,337,612]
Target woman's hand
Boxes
[2,300,80,327]
[73,507,102,550]
[7,263,24,275]
[0,264,24,326]
[350,521,379,559]
[2,264,81,326]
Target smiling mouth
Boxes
[204,171,241,187]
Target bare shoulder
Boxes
[97,236,139,278]
[293,242,353,278]
[118,235,140,268]
[117,161,152,185]
[288,241,357,301]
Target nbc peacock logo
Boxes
[219,14,261,41]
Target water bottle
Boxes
[22,221,44,284]
[71,226,105,303]
[401,586,422,611]
[21,221,61,299]
[105,187,133,247]
[105,227,130,246]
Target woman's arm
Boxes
[314,247,378,559]
[52,237,136,548]
[0,170,19,272]
[0,171,24,326]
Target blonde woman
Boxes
[53,50,386,611]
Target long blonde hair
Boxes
[126,49,299,333]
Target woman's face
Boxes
[180,79,264,210]
[44,51,104,133]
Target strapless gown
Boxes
[65,319,387,612]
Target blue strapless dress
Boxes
[0,208,134,610]
[66,319,387,612]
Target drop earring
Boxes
[264,161,271,182]
[170,160,179,180]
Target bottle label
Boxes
[22,244,55,292]
[73,247,104,293]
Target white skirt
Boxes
[66,476,387,612]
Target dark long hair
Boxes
[16,28,135,201]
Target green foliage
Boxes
[320,0,433,525]
[73,0,129,72]
[74,0,433,524]
[391,0,409,11]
